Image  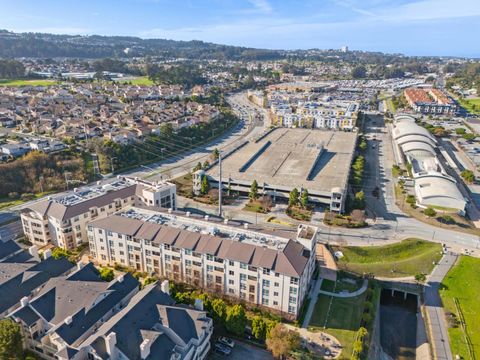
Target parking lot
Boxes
[208,341,272,360]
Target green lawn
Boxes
[333,238,442,278]
[0,79,58,87]
[0,192,55,211]
[118,76,155,86]
[309,292,368,359]
[440,256,480,360]
[459,97,480,115]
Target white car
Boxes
[218,337,235,348]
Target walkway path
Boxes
[424,253,458,360]
[302,278,323,328]
[317,279,369,298]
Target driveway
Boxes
[208,341,272,360]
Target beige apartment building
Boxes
[87,207,317,318]
[21,177,177,250]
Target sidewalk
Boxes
[302,278,323,328]
[424,253,458,360]
[317,279,368,298]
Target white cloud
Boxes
[247,0,273,14]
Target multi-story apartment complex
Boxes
[10,262,212,360]
[21,177,177,250]
[87,207,318,318]
[404,88,457,115]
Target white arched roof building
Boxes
[414,175,466,211]
[392,115,466,213]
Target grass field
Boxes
[0,79,58,87]
[459,97,480,115]
[309,292,368,359]
[118,76,155,86]
[440,256,480,360]
[333,238,442,278]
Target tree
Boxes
[212,148,220,161]
[192,162,202,172]
[202,160,210,170]
[351,65,367,79]
[211,298,227,322]
[249,180,259,201]
[461,169,475,184]
[51,247,69,259]
[266,324,301,359]
[463,133,476,141]
[289,188,300,207]
[200,175,210,195]
[0,319,23,360]
[252,316,267,340]
[300,189,309,208]
[225,305,247,335]
[424,207,437,218]
[353,191,366,210]
[100,267,114,282]
[455,128,466,135]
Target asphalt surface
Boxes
[424,253,458,360]
[0,220,22,242]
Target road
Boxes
[424,253,457,360]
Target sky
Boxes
[1,0,479,57]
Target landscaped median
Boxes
[332,238,443,278]
[440,256,480,360]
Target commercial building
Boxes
[203,128,357,212]
[87,206,318,318]
[10,262,212,360]
[404,88,457,115]
[392,115,466,212]
[21,177,177,250]
[0,241,75,317]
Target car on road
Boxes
[218,337,235,348]
[214,342,232,355]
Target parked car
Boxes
[218,337,235,348]
[214,342,232,355]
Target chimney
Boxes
[77,262,84,271]
[244,223,249,229]
[140,339,151,359]
[224,219,229,225]
[43,249,52,259]
[194,299,204,311]
[73,187,78,192]
[186,211,191,217]
[204,215,209,221]
[64,316,73,325]
[161,280,170,295]
[20,297,29,307]
[105,332,117,356]
[168,208,173,214]
[118,274,124,283]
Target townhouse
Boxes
[87,206,318,318]
[21,177,177,250]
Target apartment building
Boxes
[404,88,457,115]
[21,177,177,250]
[10,262,212,360]
[87,207,318,318]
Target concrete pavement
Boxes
[424,253,458,360]
[302,278,323,328]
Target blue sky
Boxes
[1,0,479,57]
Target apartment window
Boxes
[109,204,113,209]
[165,255,171,261]
[240,263,247,269]
[98,229,103,234]
[75,225,81,231]
[240,274,246,281]
[274,282,279,287]
[119,242,123,247]
[229,270,234,276]
[185,260,192,266]
[164,244,170,250]
[262,289,269,297]
[290,277,299,285]
[240,283,247,290]
[109,240,114,247]
[229,288,235,294]
[185,268,192,275]
[110,249,115,255]
[207,265,213,272]
[100,207,105,212]
[288,305,296,314]
[262,298,269,306]
[289,296,297,304]
[262,279,270,288]
[290,287,298,295]
[146,258,152,265]
[274,291,279,297]
[273,301,278,306]
[229,260,234,266]
[119,251,124,256]
[145,250,151,256]
[84,213,88,218]
[263,268,270,275]
[206,254,214,261]
[185,249,192,255]
[101,255,106,260]
[73,217,79,222]
[108,231,113,236]
[228,279,234,285]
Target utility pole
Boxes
[218,152,222,217]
